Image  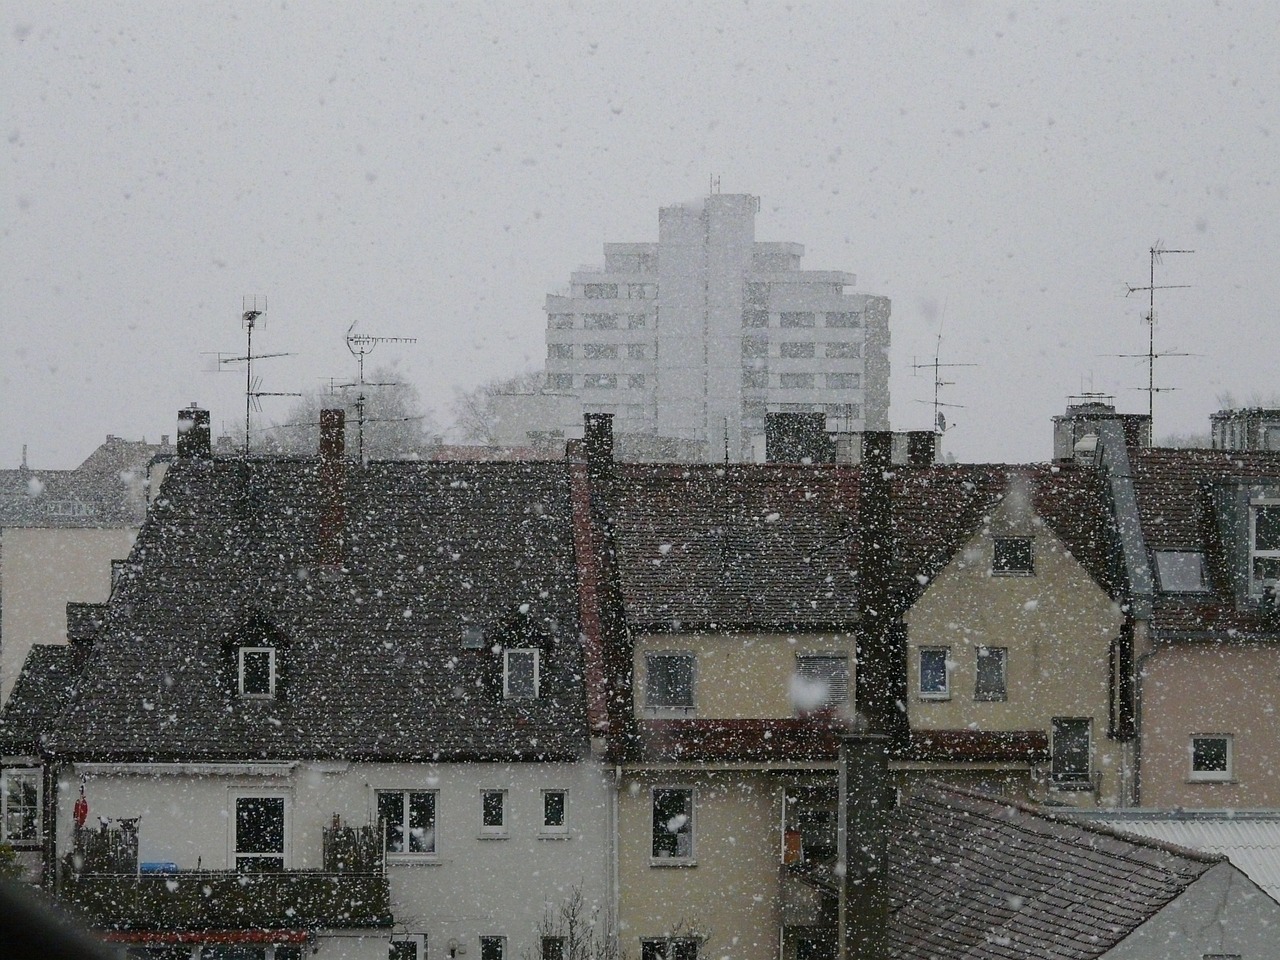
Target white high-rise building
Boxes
[539,193,890,461]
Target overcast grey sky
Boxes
[3,1,1276,468]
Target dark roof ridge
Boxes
[912,782,1224,866]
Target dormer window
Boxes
[992,537,1034,576]
[238,647,277,698]
[1154,550,1208,593]
[1250,500,1280,594]
[503,648,540,699]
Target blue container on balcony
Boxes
[139,861,179,874]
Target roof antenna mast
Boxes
[216,297,301,455]
[911,308,976,438]
[1121,243,1194,426]
[339,323,418,463]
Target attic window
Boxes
[1251,501,1280,594]
[504,649,540,699]
[992,537,1034,576]
[238,647,276,698]
[1154,550,1208,593]
[462,624,486,649]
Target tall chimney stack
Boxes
[839,731,892,960]
[177,406,211,460]
[318,409,346,569]
[583,413,614,473]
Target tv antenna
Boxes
[1118,242,1194,424]
[911,318,976,436]
[215,297,301,455]
[333,323,418,462]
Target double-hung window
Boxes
[504,649,540,699]
[541,790,568,835]
[1,769,40,846]
[1051,718,1092,788]
[379,790,437,857]
[794,654,849,712]
[918,648,950,699]
[1190,735,1233,782]
[645,653,694,715]
[651,788,694,861]
[480,789,506,837]
[974,647,1007,701]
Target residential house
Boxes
[12,410,611,960]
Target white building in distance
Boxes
[533,193,890,462]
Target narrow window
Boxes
[651,788,694,860]
[234,796,286,871]
[238,647,276,698]
[504,649,540,699]
[378,790,437,856]
[992,537,1034,576]
[1250,501,1280,593]
[1190,735,1232,782]
[918,648,950,699]
[794,654,849,712]
[1051,718,1092,787]
[1,769,40,845]
[481,790,506,835]
[974,647,1007,702]
[645,653,695,714]
[542,790,567,834]
[480,937,505,960]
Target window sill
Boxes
[1187,776,1236,784]
[477,833,509,841]
[991,570,1034,577]
[537,833,572,841]
[918,693,951,701]
[644,708,697,719]
[649,858,696,868]
[1049,780,1094,792]
[385,855,442,866]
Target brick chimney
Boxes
[176,405,211,460]
[318,409,346,569]
[583,413,614,473]
[839,731,892,960]
[905,431,936,466]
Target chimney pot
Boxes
[176,407,212,460]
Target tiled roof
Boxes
[40,457,588,762]
[609,462,1121,630]
[0,644,92,755]
[0,437,163,528]
[1129,448,1280,636]
[1080,810,1280,903]
[890,785,1220,959]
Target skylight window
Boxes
[1153,550,1208,593]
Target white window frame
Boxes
[479,788,507,838]
[503,648,540,700]
[918,647,950,700]
[1153,549,1209,593]
[650,786,695,865]
[1,768,41,846]
[1249,498,1280,595]
[238,646,277,699]
[230,790,290,872]
[540,789,569,837]
[389,935,426,960]
[1189,734,1234,782]
[377,789,439,860]
[644,651,696,716]
[973,646,1008,702]
[992,536,1034,576]
[480,936,506,960]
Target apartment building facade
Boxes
[542,193,890,462]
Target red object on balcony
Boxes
[74,785,89,828]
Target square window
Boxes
[742,308,769,328]
[627,313,648,329]
[546,374,573,391]
[1190,735,1232,781]
[741,338,768,359]
[542,790,567,833]
[651,788,694,860]
[378,790,437,856]
[645,653,695,714]
[780,341,815,359]
[628,374,647,390]
[743,369,769,389]
[794,654,849,712]
[541,938,565,960]
[918,648,950,699]
[461,624,486,649]
[480,937,505,960]
[548,314,574,329]
[627,343,647,360]
[238,647,276,698]
[1154,550,1208,592]
[481,790,506,835]
[389,938,425,960]
[825,373,859,390]
[504,649,540,699]
[974,647,1007,701]
[548,343,573,360]
[992,537,1034,576]
[1051,718,1092,787]
[780,312,816,328]
[584,343,618,360]
[234,795,286,871]
[1,769,40,845]
[744,282,770,306]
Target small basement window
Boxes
[1154,550,1208,592]
[1190,735,1233,782]
[992,537,1034,576]
[238,647,276,698]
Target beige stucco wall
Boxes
[64,759,612,959]
[617,769,783,960]
[1139,642,1280,807]
[633,632,857,719]
[0,527,137,704]
[903,497,1126,806]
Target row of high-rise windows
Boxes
[742,401,861,421]
[741,340,862,359]
[548,343,649,360]
[553,372,859,391]
[549,313,649,330]
[580,282,658,300]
